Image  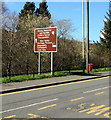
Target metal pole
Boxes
[51,52,53,75]
[82,0,85,73]
[86,0,89,73]
[38,52,41,75]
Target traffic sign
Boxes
[34,27,57,52]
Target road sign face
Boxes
[34,27,57,52]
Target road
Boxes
[1,76,110,119]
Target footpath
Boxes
[0,71,111,94]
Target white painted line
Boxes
[83,86,111,93]
[0,98,59,114]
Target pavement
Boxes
[0,71,111,94]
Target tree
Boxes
[100,1,111,51]
[99,1,111,67]
[1,2,9,30]
[35,1,51,19]
[0,2,8,14]
[53,38,82,72]
[2,12,19,77]
[53,19,74,39]
[17,1,52,75]
[19,2,35,17]
[18,2,36,30]
[17,15,51,75]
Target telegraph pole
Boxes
[86,0,89,73]
[82,0,85,73]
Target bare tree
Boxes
[1,2,8,14]
[2,12,18,77]
[53,19,75,39]
[1,2,9,77]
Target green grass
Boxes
[90,67,111,73]
[0,67,111,83]
[0,73,53,84]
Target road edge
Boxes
[1,74,111,94]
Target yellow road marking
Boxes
[2,115,16,119]
[1,76,110,96]
[41,117,49,119]
[66,101,111,118]
[66,103,96,112]
[95,91,105,95]
[104,112,111,118]
[70,97,85,102]
[79,105,106,113]
[95,107,111,115]
[79,104,111,117]
[67,107,72,110]
[37,104,57,110]
[90,104,95,106]
[27,114,40,118]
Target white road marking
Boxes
[83,86,111,93]
[0,98,58,114]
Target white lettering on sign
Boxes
[34,27,57,52]
[52,45,56,47]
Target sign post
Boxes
[51,52,54,76]
[34,27,57,75]
[38,52,41,75]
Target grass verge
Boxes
[0,67,111,84]
[90,67,111,73]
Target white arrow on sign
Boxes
[52,31,54,35]
[35,39,37,43]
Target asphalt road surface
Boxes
[1,76,110,119]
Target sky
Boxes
[4,1,109,43]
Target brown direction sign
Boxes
[34,27,57,52]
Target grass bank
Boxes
[0,67,111,83]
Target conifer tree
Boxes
[100,1,111,50]
[19,2,35,18]
[35,1,51,19]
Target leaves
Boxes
[100,1,111,50]
[35,1,51,19]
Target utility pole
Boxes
[86,0,89,73]
[82,0,85,74]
